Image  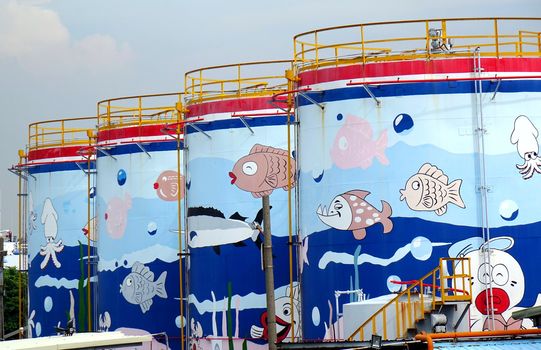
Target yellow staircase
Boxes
[347,257,472,341]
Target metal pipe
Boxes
[176,119,185,350]
[262,195,277,350]
[416,329,541,350]
[86,138,92,331]
[474,47,494,330]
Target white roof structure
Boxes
[0,331,152,349]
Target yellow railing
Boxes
[28,117,96,151]
[97,92,183,131]
[347,257,472,341]
[184,60,293,105]
[294,18,541,71]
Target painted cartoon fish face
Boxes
[400,175,427,209]
[400,163,465,216]
[229,144,296,198]
[316,195,352,230]
[120,273,139,304]
[229,153,269,190]
[330,115,389,169]
[274,294,301,342]
[104,194,131,239]
[154,170,184,201]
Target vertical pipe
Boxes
[262,195,277,350]
[17,155,22,338]
[474,47,494,330]
[182,118,191,350]
[86,138,92,331]
[286,68,295,343]
[177,119,185,350]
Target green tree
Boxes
[4,266,28,336]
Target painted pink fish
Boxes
[153,170,184,201]
[330,115,389,169]
[229,144,296,198]
[316,190,393,240]
[104,193,132,239]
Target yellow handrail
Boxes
[347,257,471,341]
[294,18,541,71]
[184,60,292,105]
[28,117,96,152]
[97,92,183,131]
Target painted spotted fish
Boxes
[316,190,393,240]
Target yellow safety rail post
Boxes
[17,150,27,338]
[347,257,471,342]
[175,97,185,350]
[294,18,541,72]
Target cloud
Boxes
[0,0,133,75]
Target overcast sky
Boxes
[0,0,539,233]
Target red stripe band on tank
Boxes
[97,124,175,143]
[298,57,541,86]
[28,145,86,161]
[186,96,282,118]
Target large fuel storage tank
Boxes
[24,117,97,337]
[293,18,541,340]
[95,93,185,349]
[183,61,299,349]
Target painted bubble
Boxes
[499,200,519,221]
[312,169,324,183]
[175,315,186,328]
[35,322,42,337]
[44,296,53,312]
[410,236,432,261]
[148,221,158,236]
[393,113,414,134]
[337,113,344,121]
[387,275,402,293]
[89,187,96,199]
[312,306,321,326]
[117,169,127,186]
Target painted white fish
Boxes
[400,163,465,216]
[120,262,167,313]
[187,207,263,254]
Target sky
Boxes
[0,0,539,234]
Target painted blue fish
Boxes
[120,262,167,313]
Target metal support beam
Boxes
[95,147,117,160]
[361,85,381,107]
[298,91,324,110]
[490,79,502,101]
[135,142,151,158]
[75,163,96,174]
[238,117,254,134]
[188,124,212,139]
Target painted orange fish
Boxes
[229,144,296,198]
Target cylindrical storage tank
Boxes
[294,18,541,340]
[96,93,185,349]
[25,117,97,337]
[184,61,299,349]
